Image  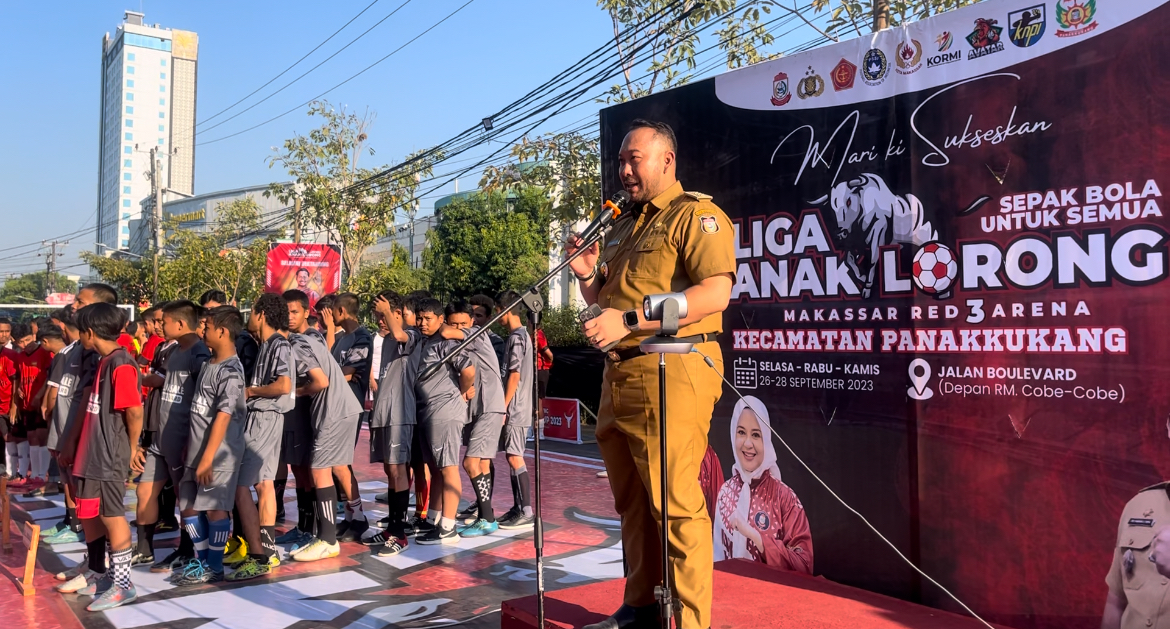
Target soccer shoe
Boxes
[78,573,114,597]
[374,537,408,557]
[267,554,281,569]
[150,549,191,573]
[7,475,26,488]
[456,504,479,525]
[223,538,249,568]
[172,560,223,586]
[376,514,392,527]
[416,526,460,545]
[291,538,340,562]
[498,513,536,530]
[409,516,435,538]
[56,569,99,593]
[44,527,83,545]
[287,534,318,558]
[375,491,389,504]
[458,519,499,538]
[128,551,155,567]
[360,528,390,547]
[335,519,351,539]
[43,520,69,537]
[225,556,270,582]
[156,518,179,534]
[337,519,369,543]
[87,585,139,612]
[495,506,521,527]
[275,527,304,545]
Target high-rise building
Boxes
[96,11,198,254]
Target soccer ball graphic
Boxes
[912,242,958,295]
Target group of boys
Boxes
[0,283,540,613]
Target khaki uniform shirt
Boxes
[1107,482,1170,629]
[596,181,736,350]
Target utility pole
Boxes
[873,0,890,31]
[410,172,421,268]
[293,196,303,244]
[39,240,67,297]
[150,146,163,304]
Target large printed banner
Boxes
[601,1,1170,627]
[265,243,342,309]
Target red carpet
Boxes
[501,559,1012,629]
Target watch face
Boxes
[624,311,639,328]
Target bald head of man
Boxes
[619,119,678,204]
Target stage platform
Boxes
[501,559,1011,629]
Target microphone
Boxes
[575,190,633,245]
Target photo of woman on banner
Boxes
[714,395,813,574]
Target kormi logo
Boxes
[927,51,962,68]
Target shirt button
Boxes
[1146,619,1153,627]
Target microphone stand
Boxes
[418,213,620,629]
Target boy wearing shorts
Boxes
[496,291,536,529]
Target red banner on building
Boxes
[265,243,342,310]
[541,397,582,444]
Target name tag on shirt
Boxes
[1129,518,1155,527]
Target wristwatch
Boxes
[622,309,641,332]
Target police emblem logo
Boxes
[753,511,770,529]
[796,66,825,100]
[861,49,888,86]
[699,214,719,234]
[599,261,609,279]
[1009,5,1046,47]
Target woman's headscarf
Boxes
[726,395,783,558]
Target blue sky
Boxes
[0,0,835,278]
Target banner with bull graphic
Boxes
[601,0,1169,627]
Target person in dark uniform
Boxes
[565,119,735,629]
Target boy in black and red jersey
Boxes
[60,303,144,612]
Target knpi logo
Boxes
[1009,5,1046,47]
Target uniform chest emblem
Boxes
[1125,549,1136,579]
[700,214,720,234]
[753,511,770,529]
[599,261,609,280]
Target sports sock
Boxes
[178,522,195,557]
[345,498,366,522]
[439,516,456,531]
[261,526,277,559]
[4,442,16,476]
[296,488,311,532]
[136,522,156,556]
[390,490,410,539]
[273,479,287,519]
[34,446,50,478]
[16,441,29,478]
[488,460,496,501]
[207,518,231,573]
[183,514,209,561]
[427,510,440,525]
[509,467,522,511]
[65,506,77,530]
[517,465,533,516]
[159,481,177,524]
[316,486,338,545]
[471,473,494,523]
[87,536,108,573]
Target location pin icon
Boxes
[908,359,932,400]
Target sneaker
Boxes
[78,573,114,597]
[129,551,155,567]
[374,537,408,557]
[456,504,479,525]
[416,525,460,545]
[56,569,98,593]
[56,559,88,582]
[172,560,223,586]
[335,519,351,539]
[337,519,369,543]
[405,515,427,537]
[275,527,304,545]
[360,528,390,547]
[45,527,83,545]
[150,549,191,573]
[267,554,281,569]
[410,517,436,538]
[223,537,249,568]
[156,518,179,534]
[376,515,392,527]
[291,538,340,562]
[459,519,499,538]
[225,556,270,582]
[496,506,522,526]
[498,513,536,530]
[375,491,389,504]
[7,475,26,487]
[87,585,138,612]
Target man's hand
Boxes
[582,308,629,350]
[130,447,145,474]
[58,445,75,468]
[462,385,476,402]
[321,308,336,331]
[373,295,393,319]
[1151,527,1170,578]
[370,378,379,394]
[196,458,214,486]
[564,233,599,278]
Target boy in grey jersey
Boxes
[328,293,374,412]
[43,308,94,541]
[412,299,476,545]
[444,300,505,538]
[172,307,247,585]
[137,301,211,572]
[497,290,536,529]
[229,295,295,581]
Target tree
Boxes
[345,242,430,306]
[78,253,152,305]
[0,272,79,304]
[810,0,986,35]
[159,197,272,306]
[480,132,600,225]
[423,189,550,299]
[267,101,440,280]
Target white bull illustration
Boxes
[812,174,938,298]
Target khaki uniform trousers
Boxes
[596,343,723,629]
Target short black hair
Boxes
[444,300,474,319]
[296,267,310,276]
[37,325,64,344]
[628,118,677,153]
[417,298,445,317]
[76,303,124,341]
[403,291,430,315]
[50,308,77,330]
[126,321,140,336]
[199,289,228,306]
[496,290,524,316]
[141,305,159,320]
[315,293,336,313]
[306,315,320,328]
[252,293,289,331]
[282,289,310,310]
[81,282,119,304]
[11,323,32,341]
[162,299,203,330]
[0,317,10,328]
[205,306,244,341]
[332,293,360,317]
[469,294,495,313]
[31,316,53,331]
[374,289,402,312]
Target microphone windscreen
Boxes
[610,190,632,208]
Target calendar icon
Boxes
[733,357,758,390]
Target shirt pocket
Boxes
[626,231,668,279]
[1120,527,1157,590]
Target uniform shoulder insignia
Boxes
[683,191,713,201]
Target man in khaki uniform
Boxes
[1103,483,1170,629]
[566,119,735,629]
